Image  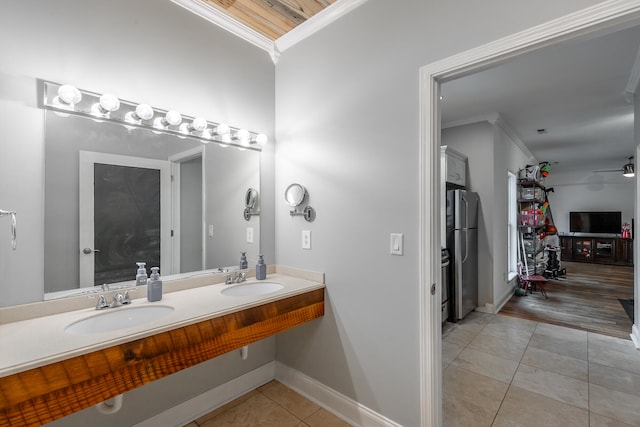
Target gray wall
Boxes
[180,156,203,273]
[0,0,276,425]
[273,1,601,425]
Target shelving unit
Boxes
[517,180,547,275]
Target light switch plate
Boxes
[208,224,214,237]
[390,233,403,256]
[246,227,254,243]
[302,230,311,249]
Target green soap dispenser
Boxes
[147,267,163,302]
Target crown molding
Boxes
[171,0,368,64]
[275,0,369,53]
[625,43,640,100]
[169,0,274,54]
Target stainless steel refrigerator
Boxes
[446,189,479,321]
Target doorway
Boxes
[419,2,640,426]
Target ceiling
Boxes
[198,0,336,40]
[440,24,640,175]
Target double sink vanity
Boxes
[0,266,325,426]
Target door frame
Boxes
[418,1,640,425]
[79,151,172,287]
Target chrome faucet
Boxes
[95,289,133,310]
[234,271,246,283]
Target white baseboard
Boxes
[631,324,640,349]
[275,362,402,427]
[134,361,275,427]
[135,361,398,427]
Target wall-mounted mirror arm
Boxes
[243,188,260,221]
[0,209,17,250]
[284,183,316,222]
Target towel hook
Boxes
[0,209,16,250]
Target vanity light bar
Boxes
[39,80,268,151]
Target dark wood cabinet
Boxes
[560,236,632,266]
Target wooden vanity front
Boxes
[0,288,324,426]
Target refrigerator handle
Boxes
[461,231,469,264]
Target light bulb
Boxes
[125,103,154,125]
[254,133,268,145]
[235,128,250,144]
[58,85,82,105]
[91,93,120,117]
[192,117,207,131]
[165,110,182,126]
[201,129,212,140]
[214,123,230,136]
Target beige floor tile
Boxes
[451,347,519,383]
[528,331,588,360]
[492,385,589,427]
[443,340,465,369]
[195,389,261,424]
[199,392,301,427]
[443,364,509,427]
[589,383,640,426]
[589,413,634,427]
[467,333,528,361]
[303,408,352,427]
[478,321,536,347]
[443,326,477,347]
[589,362,640,397]
[535,322,588,341]
[588,333,640,375]
[512,364,589,409]
[521,346,588,381]
[492,314,538,331]
[259,381,320,419]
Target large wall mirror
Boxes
[44,111,260,298]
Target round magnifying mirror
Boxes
[245,188,258,209]
[284,183,307,207]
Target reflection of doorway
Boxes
[169,146,204,274]
[79,151,172,287]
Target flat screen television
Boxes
[569,211,622,234]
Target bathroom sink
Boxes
[221,281,284,297]
[65,305,174,334]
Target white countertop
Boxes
[0,272,324,378]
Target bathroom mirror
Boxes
[42,111,260,297]
[284,183,307,207]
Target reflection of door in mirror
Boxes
[79,151,172,288]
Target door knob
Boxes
[82,248,101,254]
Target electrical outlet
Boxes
[302,230,311,249]
[246,227,254,243]
[208,224,214,237]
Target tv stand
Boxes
[560,235,633,266]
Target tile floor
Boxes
[184,380,352,426]
[443,312,640,426]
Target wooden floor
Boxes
[500,261,634,339]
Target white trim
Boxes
[419,1,640,425]
[170,0,368,63]
[631,324,640,349]
[168,0,273,53]
[490,114,536,162]
[275,362,402,427]
[134,361,276,427]
[275,0,369,53]
[625,43,640,98]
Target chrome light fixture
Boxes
[623,162,635,177]
[41,80,267,151]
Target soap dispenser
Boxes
[256,255,266,280]
[147,267,163,302]
[135,262,148,286]
[239,252,248,270]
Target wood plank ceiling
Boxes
[202,0,337,40]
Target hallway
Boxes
[443,312,640,426]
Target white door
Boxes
[79,151,172,288]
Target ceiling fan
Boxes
[593,156,635,177]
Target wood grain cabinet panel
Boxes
[560,236,633,266]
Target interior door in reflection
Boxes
[79,151,172,287]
